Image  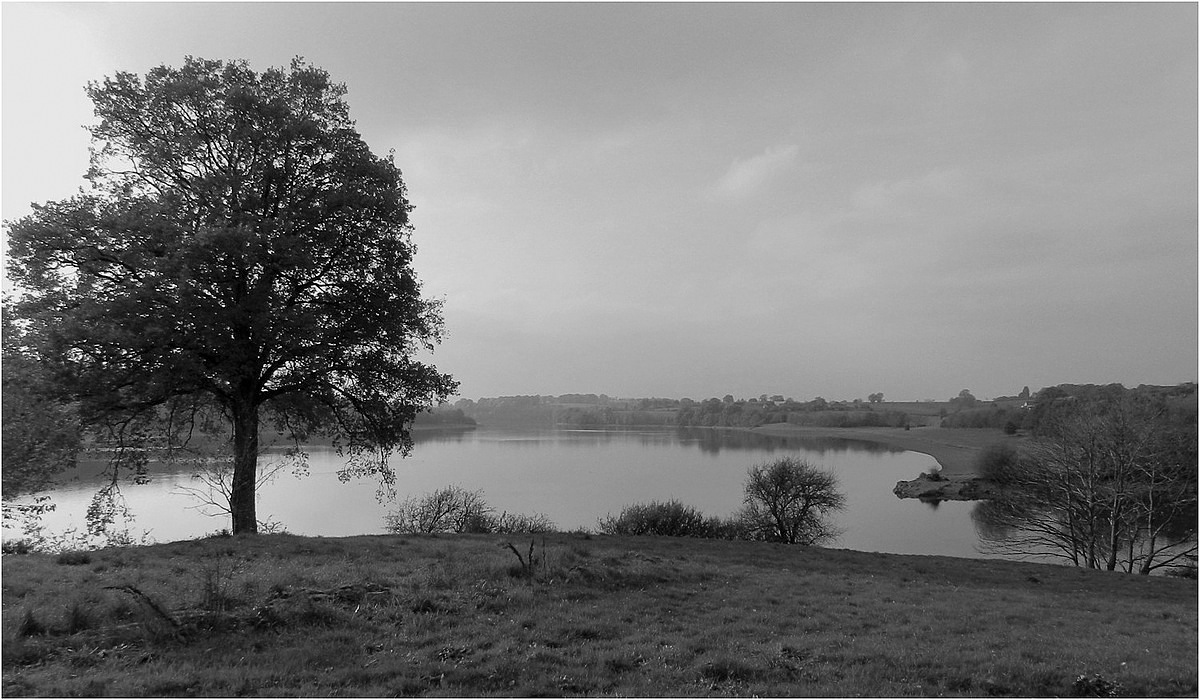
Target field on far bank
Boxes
[3,533,1195,697]
[753,424,1022,475]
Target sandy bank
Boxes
[751,424,1025,476]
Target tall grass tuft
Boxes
[63,598,95,634]
[17,608,46,637]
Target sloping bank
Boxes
[751,424,1024,500]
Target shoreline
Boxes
[750,423,1024,476]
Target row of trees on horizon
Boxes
[442,383,1196,433]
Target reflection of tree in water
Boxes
[412,427,909,458]
[970,395,1197,575]
[970,500,1013,544]
[971,495,1197,572]
[411,427,482,446]
[677,427,904,456]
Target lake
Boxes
[9,427,987,558]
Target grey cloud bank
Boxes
[3,2,1195,401]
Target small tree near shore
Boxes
[740,457,846,545]
[384,486,555,534]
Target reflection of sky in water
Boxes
[10,428,987,559]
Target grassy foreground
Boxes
[3,533,1195,697]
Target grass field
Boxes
[3,532,1195,697]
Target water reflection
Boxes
[13,427,984,559]
[413,426,906,458]
[970,497,1195,571]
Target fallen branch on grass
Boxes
[103,585,181,630]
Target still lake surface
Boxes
[16,427,987,558]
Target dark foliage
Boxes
[973,442,1025,484]
[5,57,456,533]
[384,485,554,535]
[740,457,846,545]
[597,500,740,538]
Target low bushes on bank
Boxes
[596,500,744,539]
[383,485,555,535]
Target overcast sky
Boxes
[3,3,1196,402]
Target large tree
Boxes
[5,57,457,534]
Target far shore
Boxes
[751,423,1024,476]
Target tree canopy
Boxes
[741,457,846,545]
[5,56,457,534]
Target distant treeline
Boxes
[451,383,1197,433]
[452,394,909,429]
[942,383,1196,435]
[675,397,908,429]
[412,407,477,428]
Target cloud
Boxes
[711,144,800,199]
[850,167,968,213]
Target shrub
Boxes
[2,539,35,555]
[17,608,47,637]
[1164,562,1198,579]
[384,486,491,534]
[63,599,95,634]
[597,500,729,538]
[383,486,555,535]
[490,511,556,534]
[55,550,92,566]
[785,410,909,428]
[941,406,1018,429]
[740,457,845,545]
[975,443,1024,484]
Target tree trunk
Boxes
[1138,530,1158,575]
[1105,515,1121,571]
[229,401,260,534]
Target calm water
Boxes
[10,427,986,558]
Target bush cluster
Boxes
[940,407,1016,429]
[596,500,743,539]
[974,443,1025,484]
[384,486,555,535]
[596,458,844,546]
[785,410,908,429]
[387,458,846,548]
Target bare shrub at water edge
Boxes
[739,457,846,545]
[384,485,490,534]
[597,500,737,538]
[384,486,555,534]
[974,442,1026,484]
